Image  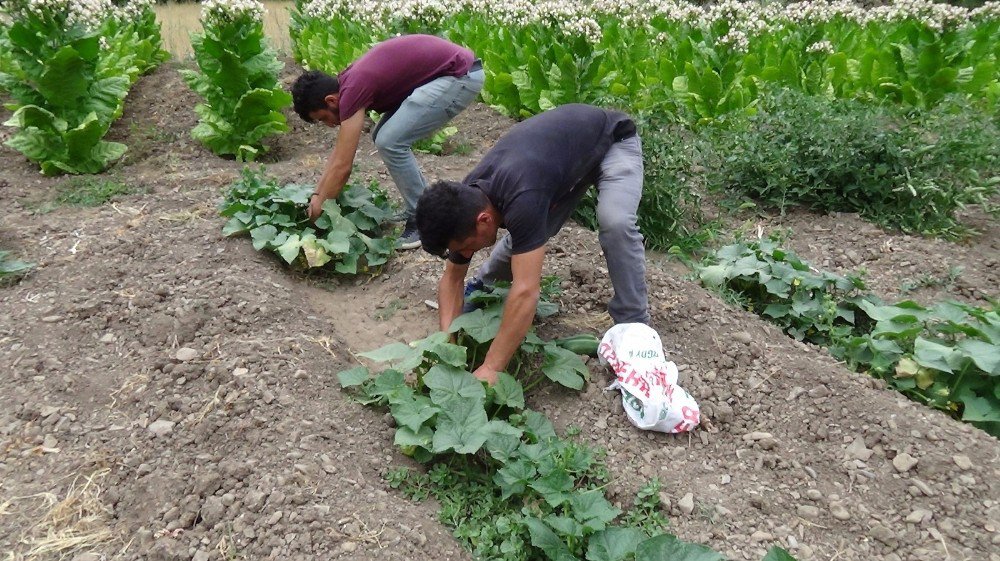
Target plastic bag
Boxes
[599,323,700,433]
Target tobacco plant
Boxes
[180,0,291,161]
[1,0,130,174]
[220,167,395,274]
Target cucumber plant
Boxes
[220,167,396,274]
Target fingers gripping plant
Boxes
[180,0,292,161]
[1,0,131,175]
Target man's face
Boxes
[308,94,340,127]
[447,215,499,260]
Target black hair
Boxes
[291,70,340,123]
[416,180,488,258]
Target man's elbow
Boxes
[508,284,540,305]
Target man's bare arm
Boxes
[474,246,545,384]
[308,109,365,219]
[439,260,470,333]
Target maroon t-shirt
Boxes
[337,34,474,119]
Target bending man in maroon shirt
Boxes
[291,34,484,249]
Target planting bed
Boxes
[0,61,997,561]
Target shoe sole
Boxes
[396,239,421,250]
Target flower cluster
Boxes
[300,0,1000,43]
[109,0,156,23]
[806,40,835,54]
[202,0,266,26]
[716,28,750,53]
[7,0,113,31]
[969,1,1000,21]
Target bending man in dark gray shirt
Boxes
[416,103,650,385]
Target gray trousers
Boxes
[475,135,650,324]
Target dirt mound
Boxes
[1,61,997,561]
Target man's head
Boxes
[291,70,341,126]
[416,181,499,260]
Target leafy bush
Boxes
[179,0,291,161]
[699,238,1000,436]
[220,167,396,274]
[713,89,1000,237]
[338,309,798,561]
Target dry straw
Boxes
[3,469,117,561]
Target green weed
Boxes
[55,177,137,207]
[900,266,964,295]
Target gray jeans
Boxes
[372,65,485,220]
[475,135,650,324]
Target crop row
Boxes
[291,0,1000,120]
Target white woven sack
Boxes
[598,323,700,433]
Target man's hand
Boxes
[309,109,365,222]
[307,193,325,221]
[473,364,500,386]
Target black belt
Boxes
[469,58,483,73]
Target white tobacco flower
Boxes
[202,0,266,26]
[13,0,113,31]
[806,40,834,54]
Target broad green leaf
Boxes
[913,337,957,374]
[698,264,728,287]
[522,410,557,442]
[523,517,574,561]
[359,342,414,365]
[250,225,278,249]
[542,345,588,390]
[336,366,369,387]
[448,308,501,342]
[494,459,536,498]
[635,534,725,561]
[390,394,438,432]
[431,398,491,454]
[586,527,647,561]
[393,424,433,448]
[957,390,1000,423]
[544,514,583,538]
[491,372,526,409]
[955,340,1000,375]
[529,468,573,507]
[275,233,302,264]
[424,364,486,407]
[570,490,621,531]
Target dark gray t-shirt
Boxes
[450,104,635,264]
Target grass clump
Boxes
[54,177,136,207]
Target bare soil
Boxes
[1,61,998,561]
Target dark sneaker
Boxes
[462,278,488,313]
[397,221,421,250]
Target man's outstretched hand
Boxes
[307,193,325,221]
[473,364,499,386]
